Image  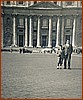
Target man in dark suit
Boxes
[64,40,73,69]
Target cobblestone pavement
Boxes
[1,53,82,99]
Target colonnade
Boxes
[12,15,76,47]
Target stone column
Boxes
[61,16,64,45]
[11,1,16,6]
[57,1,61,6]
[24,17,28,47]
[37,16,41,47]
[15,1,16,4]
[10,1,13,6]
[26,1,28,7]
[13,16,16,47]
[75,1,78,7]
[56,17,60,47]
[29,16,33,47]
[72,17,76,47]
[48,17,52,47]
[77,1,81,7]
[30,1,34,6]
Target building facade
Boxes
[1,1,82,48]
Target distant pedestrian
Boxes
[57,45,65,69]
[10,46,13,53]
[19,48,22,54]
[23,48,25,53]
[63,40,73,69]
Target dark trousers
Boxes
[58,57,63,66]
[64,54,71,69]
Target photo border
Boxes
[0,0,82,100]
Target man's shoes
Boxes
[68,66,71,69]
[64,68,66,69]
[68,68,71,69]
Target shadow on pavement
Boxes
[71,68,82,70]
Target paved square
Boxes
[1,53,82,98]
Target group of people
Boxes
[19,48,25,54]
[57,40,73,69]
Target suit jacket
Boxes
[64,44,73,55]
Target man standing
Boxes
[64,40,73,69]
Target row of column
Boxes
[13,16,76,47]
[25,16,53,47]
[3,1,38,7]
[3,1,82,7]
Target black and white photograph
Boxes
[1,1,82,99]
